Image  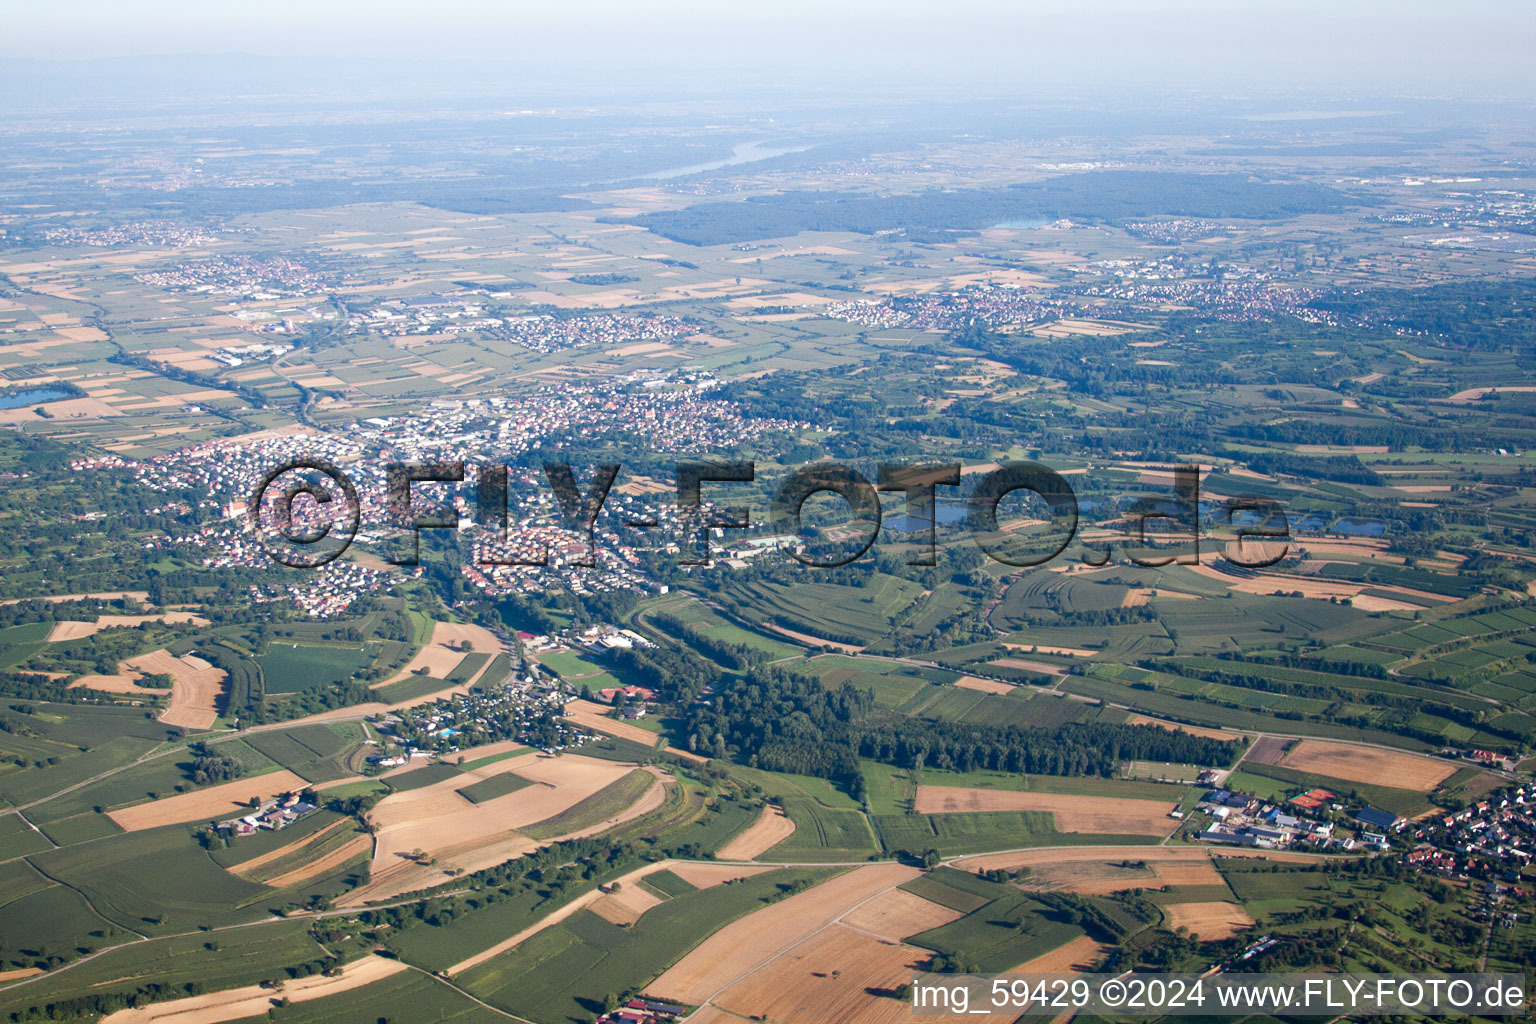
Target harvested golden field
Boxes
[160,656,225,731]
[374,645,462,684]
[680,1010,745,1024]
[912,787,1178,836]
[667,862,775,888]
[712,925,964,1024]
[955,844,1322,877]
[1280,740,1456,791]
[68,672,159,693]
[647,863,917,1005]
[1016,934,1110,972]
[46,612,208,641]
[954,675,1016,694]
[121,648,226,730]
[432,621,503,655]
[451,738,527,763]
[0,396,120,422]
[1190,558,1455,606]
[590,880,666,925]
[989,658,1066,676]
[1162,901,1255,940]
[260,834,372,890]
[563,697,661,747]
[716,803,797,860]
[1350,594,1426,612]
[1447,385,1536,401]
[1003,642,1096,657]
[1020,852,1225,895]
[1147,859,1227,886]
[839,888,963,941]
[763,622,864,653]
[1031,317,1144,338]
[348,753,645,904]
[1227,575,1365,600]
[107,770,311,832]
[1126,714,1246,743]
[99,954,406,1024]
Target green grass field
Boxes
[28,825,272,936]
[265,963,508,1024]
[0,920,323,1018]
[372,673,453,704]
[873,810,1060,856]
[257,641,371,694]
[522,768,655,840]
[456,771,533,804]
[907,887,1087,972]
[761,795,878,860]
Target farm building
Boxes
[1354,807,1400,832]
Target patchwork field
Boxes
[375,620,504,688]
[912,786,1178,836]
[589,878,666,926]
[3,98,1532,1024]
[445,859,679,976]
[225,818,351,876]
[262,833,372,889]
[349,753,651,903]
[444,857,781,984]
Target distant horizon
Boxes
[4,1,1535,101]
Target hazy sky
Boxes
[7,0,1535,96]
